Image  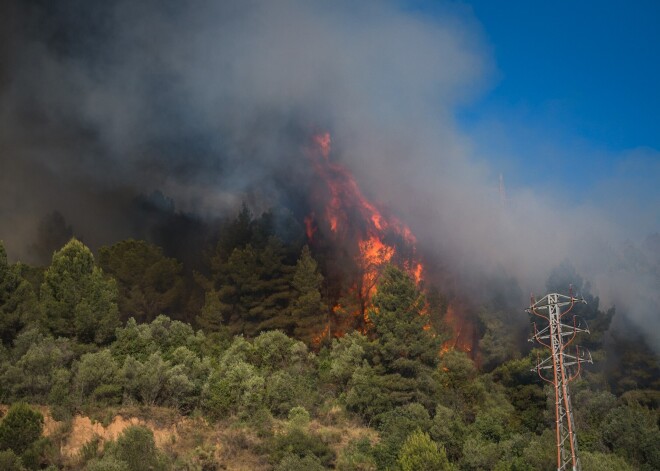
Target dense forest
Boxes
[0,208,658,471]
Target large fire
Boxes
[304,131,477,356]
[305,132,424,332]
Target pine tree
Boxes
[347,265,442,416]
[290,246,327,343]
[40,239,120,344]
[0,242,39,345]
[200,238,293,337]
[0,242,22,344]
[98,239,184,323]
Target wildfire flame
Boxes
[441,303,476,354]
[306,132,424,329]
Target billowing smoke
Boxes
[0,1,657,351]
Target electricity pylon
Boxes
[526,288,593,471]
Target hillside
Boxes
[0,234,658,470]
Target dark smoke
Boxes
[0,1,657,352]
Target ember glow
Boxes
[441,303,477,354]
[306,132,425,328]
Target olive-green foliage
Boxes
[602,405,660,470]
[518,429,555,471]
[0,241,38,346]
[477,307,523,371]
[112,316,205,362]
[74,350,121,406]
[0,403,44,455]
[275,453,325,471]
[40,239,120,344]
[270,428,334,468]
[0,449,24,471]
[203,331,316,419]
[290,245,327,344]
[329,332,368,389]
[200,237,294,337]
[372,403,432,469]
[580,451,635,471]
[344,266,442,421]
[202,360,265,420]
[429,405,466,463]
[104,425,169,471]
[98,239,184,323]
[20,436,54,471]
[86,456,130,471]
[0,328,74,403]
[336,437,377,471]
[122,353,171,406]
[460,435,502,471]
[398,430,450,471]
[287,406,311,430]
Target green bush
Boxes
[336,437,377,471]
[0,403,44,455]
[271,428,334,468]
[20,436,54,470]
[0,449,24,471]
[580,451,634,471]
[398,430,450,471]
[87,456,130,471]
[287,406,311,430]
[275,453,326,471]
[106,425,169,471]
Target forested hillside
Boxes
[0,208,658,471]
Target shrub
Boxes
[271,428,334,468]
[336,437,377,471]
[107,425,168,471]
[0,403,44,455]
[287,407,310,430]
[398,430,450,471]
[0,449,24,471]
[275,453,325,471]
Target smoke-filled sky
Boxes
[0,1,658,350]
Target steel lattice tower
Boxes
[526,289,592,471]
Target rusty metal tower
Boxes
[526,288,592,471]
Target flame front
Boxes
[306,132,423,328]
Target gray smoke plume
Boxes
[0,1,657,351]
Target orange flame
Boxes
[441,303,475,353]
[306,131,424,326]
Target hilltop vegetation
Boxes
[0,209,658,470]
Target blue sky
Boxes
[412,1,660,211]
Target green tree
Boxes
[580,451,634,471]
[398,430,450,471]
[99,240,184,323]
[202,360,265,420]
[74,349,122,406]
[345,266,441,419]
[105,425,168,471]
[40,239,119,344]
[0,242,39,345]
[370,265,440,375]
[373,404,433,469]
[0,241,22,344]
[602,405,660,470]
[0,403,44,456]
[0,449,24,471]
[122,353,171,406]
[199,238,294,337]
[0,329,74,403]
[290,246,327,344]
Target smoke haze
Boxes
[0,1,657,351]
